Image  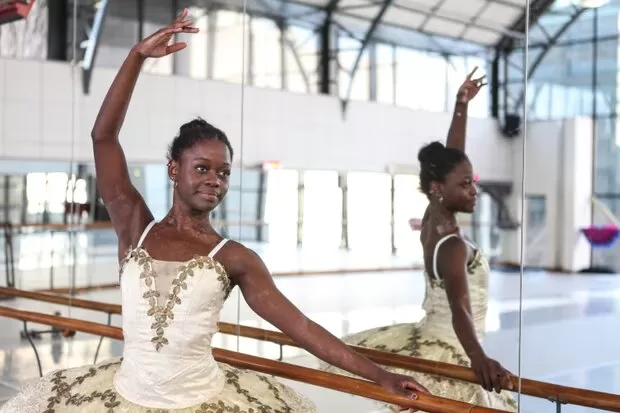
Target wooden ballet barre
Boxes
[2,287,619,412]
[0,306,507,413]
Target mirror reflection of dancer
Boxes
[323,69,517,412]
[1,10,429,413]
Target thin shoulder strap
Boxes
[208,238,229,258]
[432,233,460,279]
[137,220,157,248]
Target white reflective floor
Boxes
[1,230,619,412]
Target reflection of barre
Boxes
[0,305,505,413]
[2,289,619,412]
[591,197,620,227]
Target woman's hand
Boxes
[456,66,487,104]
[132,8,198,59]
[470,353,514,393]
[378,372,429,412]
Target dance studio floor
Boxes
[0,229,619,412]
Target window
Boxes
[347,172,391,253]
[252,18,282,89]
[375,43,395,105]
[393,174,427,261]
[284,26,318,94]
[302,170,341,248]
[212,11,250,84]
[264,169,299,245]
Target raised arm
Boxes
[91,10,197,255]
[445,67,486,151]
[223,244,428,403]
[436,237,513,393]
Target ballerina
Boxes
[322,68,517,412]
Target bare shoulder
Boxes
[435,235,470,272]
[439,234,468,254]
[217,240,264,281]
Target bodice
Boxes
[113,221,233,409]
[417,234,489,344]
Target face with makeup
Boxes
[429,159,478,213]
[418,141,478,214]
[167,118,234,214]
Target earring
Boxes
[439,195,444,204]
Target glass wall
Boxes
[513,1,620,408]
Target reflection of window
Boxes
[26,173,88,215]
[526,195,546,231]
[471,193,496,256]
[285,26,318,94]
[393,175,427,261]
[396,48,446,112]
[339,36,369,101]
[347,172,391,252]
[26,173,47,214]
[66,178,88,204]
[212,11,250,84]
[376,44,395,105]
[252,18,282,89]
[264,169,298,245]
[303,170,341,248]
[187,8,209,79]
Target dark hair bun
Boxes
[168,117,233,162]
[417,141,445,165]
[179,118,209,134]
[417,141,468,196]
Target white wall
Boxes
[501,117,593,271]
[0,57,514,178]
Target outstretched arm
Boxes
[226,245,428,400]
[91,10,197,255]
[445,67,486,152]
[436,237,513,393]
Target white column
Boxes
[558,117,593,271]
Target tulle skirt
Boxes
[322,323,517,413]
[1,357,316,413]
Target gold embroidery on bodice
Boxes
[124,247,232,351]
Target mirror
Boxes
[519,0,620,411]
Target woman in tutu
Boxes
[1,9,428,413]
[322,69,517,412]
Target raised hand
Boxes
[132,8,199,58]
[456,66,487,104]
